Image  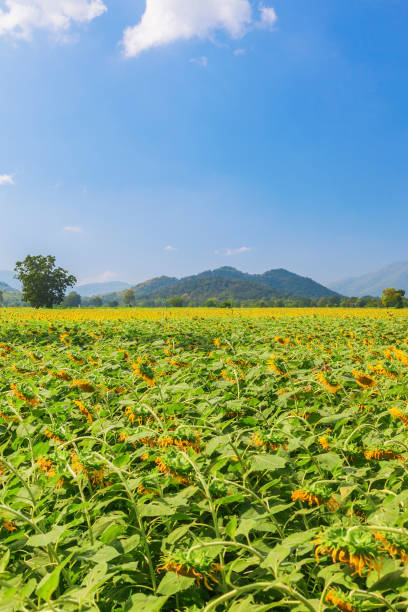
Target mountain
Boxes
[105,266,338,305]
[76,281,131,297]
[0,281,23,306]
[0,271,20,290]
[0,282,14,292]
[330,262,408,297]
[132,276,178,298]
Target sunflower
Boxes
[374,531,408,565]
[158,549,221,590]
[389,407,408,429]
[352,370,376,389]
[314,527,382,577]
[292,485,338,511]
[325,589,361,612]
[316,372,341,394]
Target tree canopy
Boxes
[63,291,82,308]
[14,255,76,308]
[381,287,405,309]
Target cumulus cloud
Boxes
[0,174,14,185]
[215,246,252,256]
[258,6,277,29]
[0,0,107,40]
[164,245,177,251]
[64,225,83,233]
[122,0,254,58]
[189,56,208,67]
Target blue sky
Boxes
[0,0,407,286]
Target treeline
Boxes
[57,291,408,309]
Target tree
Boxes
[204,298,217,307]
[89,296,103,307]
[63,291,82,308]
[0,290,3,307]
[167,296,184,307]
[382,287,405,309]
[14,255,76,308]
[123,289,136,307]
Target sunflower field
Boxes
[0,307,408,611]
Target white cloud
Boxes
[64,225,83,233]
[0,174,14,185]
[164,245,177,251]
[258,6,277,29]
[233,47,246,55]
[0,0,107,40]
[189,56,208,67]
[122,0,253,58]
[215,246,252,256]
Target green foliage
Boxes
[14,254,76,308]
[63,291,82,307]
[1,311,408,610]
[123,289,136,307]
[166,295,184,307]
[382,287,405,308]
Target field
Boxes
[1,307,408,611]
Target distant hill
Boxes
[330,262,408,297]
[132,276,178,298]
[0,281,23,306]
[76,281,131,297]
[0,271,20,290]
[104,266,338,305]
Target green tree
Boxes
[204,298,217,307]
[89,296,103,307]
[14,255,76,308]
[382,287,405,309]
[0,290,3,307]
[167,295,184,307]
[123,289,136,307]
[63,291,82,307]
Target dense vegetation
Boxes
[98,267,339,306]
[0,307,408,610]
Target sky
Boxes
[0,0,408,287]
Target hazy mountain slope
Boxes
[330,262,408,297]
[131,276,179,298]
[76,281,131,297]
[0,282,23,305]
[0,271,20,290]
[255,269,337,298]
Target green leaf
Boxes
[157,572,195,596]
[0,549,10,573]
[283,530,316,547]
[261,544,290,570]
[124,593,169,611]
[315,452,342,471]
[138,502,175,517]
[26,525,66,547]
[250,454,287,472]
[36,552,73,601]
[226,515,238,538]
[88,546,121,564]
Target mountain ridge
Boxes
[330,262,408,297]
[108,266,339,305]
